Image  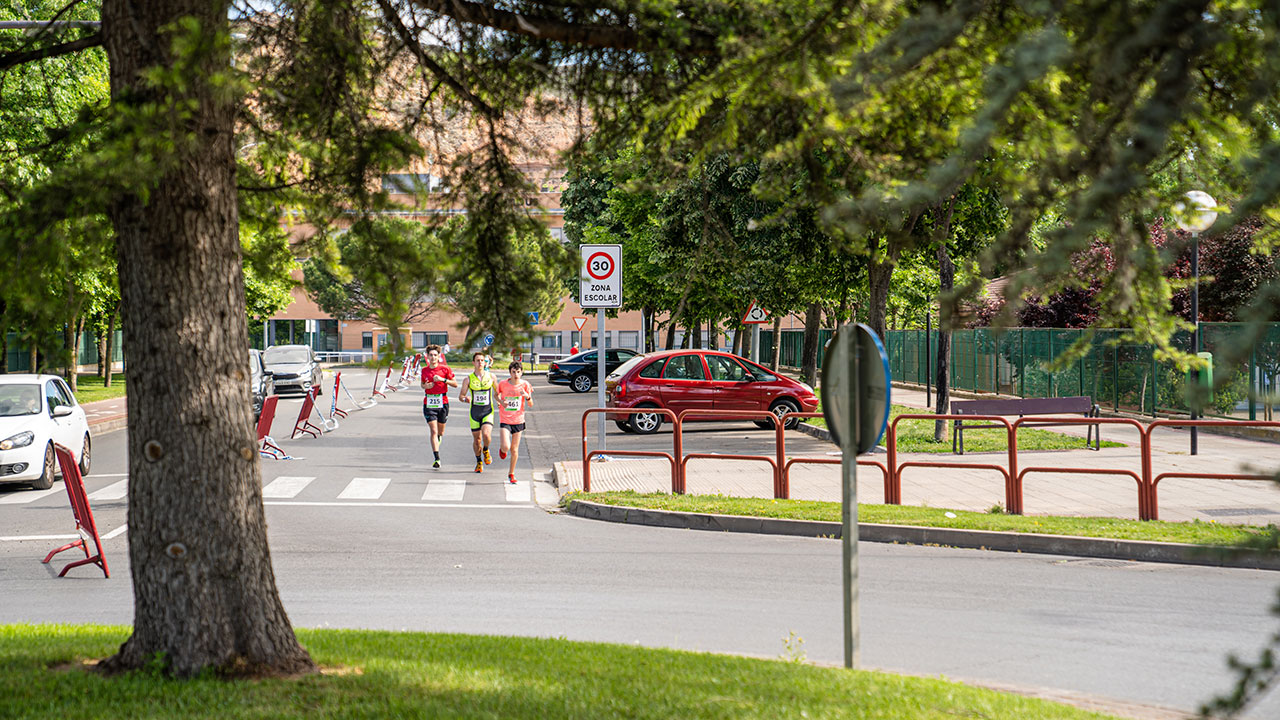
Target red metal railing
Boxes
[676,409,783,496]
[1144,419,1280,520]
[888,414,1018,510]
[581,408,680,493]
[776,412,890,501]
[1012,416,1149,518]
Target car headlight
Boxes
[0,431,34,451]
[799,382,814,394]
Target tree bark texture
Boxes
[934,245,954,443]
[867,258,894,342]
[104,304,118,386]
[691,319,702,348]
[770,316,781,371]
[63,315,77,390]
[801,302,821,386]
[99,0,315,677]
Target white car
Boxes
[0,374,91,490]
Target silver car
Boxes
[262,345,322,395]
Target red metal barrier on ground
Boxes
[291,387,323,439]
[1012,416,1149,518]
[330,373,349,420]
[888,414,1018,510]
[42,444,109,578]
[257,395,293,459]
[775,412,891,501]
[676,409,784,497]
[581,408,680,493]
[1144,419,1280,520]
[372,360,389,399]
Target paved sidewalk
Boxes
[82,396,127,435]
[555,386,1280,525]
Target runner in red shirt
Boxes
[496,361,534,484]
[420,344,458,469]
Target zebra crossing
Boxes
[0,473,539,507]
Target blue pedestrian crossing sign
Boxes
[528,311,539,325]
[483,334,494,346]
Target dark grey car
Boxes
[249,349,275,421]
[262,345,321,396]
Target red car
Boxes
[604,349,819,434]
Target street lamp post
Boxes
[1174,191,1218,455]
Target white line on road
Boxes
[103,524,128,539]
[0,533,79,542]
[421,478,465,502]
[262,476,316,499]
[89,480,128,501]
[264,501,531,509]
[87,473,129,478]
[338,477,390,500]
[505,479,530,503]
[0,487,63,504]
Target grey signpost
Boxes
[580,245,623,450]
[821,323,891,669]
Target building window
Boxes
[549,227,566,242]
[618,331,639,349]
[362,332,373,350]
[590,331,612,348]
[381,173,432,193]
[570,331,581,349]
[540,334,561,349]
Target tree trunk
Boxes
[643,306,655,352]
[708,319,719,350]
[801,302,821,386]
[104,303,118,387]
[867,258,894,342]
[30,344,38,374]
[770,316,782,371]
[934,247,955,442]
[98,0,314,678]
[730,324,743,355]
[691,319,702,349]
[63,317,77,389]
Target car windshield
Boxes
[0,385,41,417]
[607,354,649,380]
[263,347,311,364]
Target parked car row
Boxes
[0,374,91,491]
[547,349,640,392]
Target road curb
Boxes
[565,499,1280,571]
[88,415,128,436]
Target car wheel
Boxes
[630,408,663,434]
[614,420,635,433]
[571,373,593,393]
[78,434,92,476]
[770,398,802,430]
[33,443,55,490]
[752,420,773,430]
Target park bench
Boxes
[951,396,1100,454]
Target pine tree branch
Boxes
[0,32,101,72]
[407,0,716,55]
[376,0,499,119]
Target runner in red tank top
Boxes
[420,344,458,469]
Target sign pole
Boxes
[598,311,606,451]
[751,323,761,363]
[842,331,860,669]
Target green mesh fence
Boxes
[885,324,1280,419]
[4,330,123,373]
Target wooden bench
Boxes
[951,396,1100,454]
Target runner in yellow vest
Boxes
[458,352,496,473]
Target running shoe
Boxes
[483,449,492,465]
[474,462,483,473]
[432,460,440,469]
[499,449,507,460]
[507,474,516,484]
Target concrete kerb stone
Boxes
[566,499,1280,571]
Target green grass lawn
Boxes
[0,624,1118,719]
[805,403,1125,453]
[570,491,1280,548]
[72,373,127,404]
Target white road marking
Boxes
[264,501,530,509]
[261,476,316,499]
[87,473,129,478]
[421,478,466,502]
[102,524,128,539]
[338,477,390,500]
[89,480,128,501]
[0,533,79,542]
[505,479,530,502]
[0,487,63,505]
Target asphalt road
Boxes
[1,369,1278,717]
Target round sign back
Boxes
[820,324,891,454]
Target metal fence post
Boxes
[1249,337,1257,421]
[1113,336,1120,412]
[1019,329,1026,398]
[1151,351,1158,417]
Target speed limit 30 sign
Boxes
[580,244,622,308]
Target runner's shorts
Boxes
[469,404,495,430]
[423,402,449,424]
[500,422,526,434]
